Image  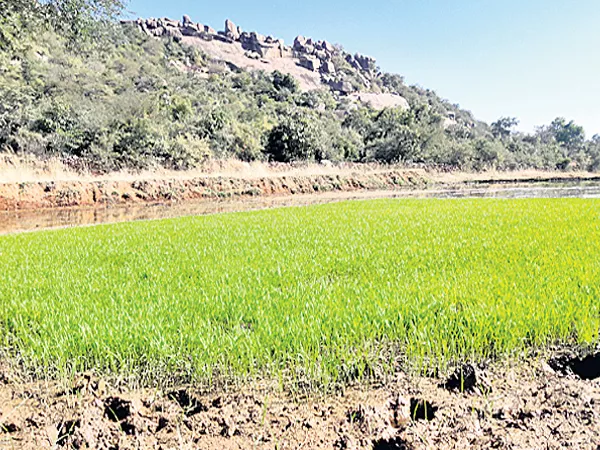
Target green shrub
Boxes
[264,111,327,162]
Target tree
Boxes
[367,125,421,163]
[589,135,600,171]
[272,71,298,93]
[1,0,127,47]
[547,117,585,148]
[491,117,519,139]
[264,111,326,162]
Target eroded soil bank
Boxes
[1,354,599,449]
[0,169,426,212]
[2,167,600,213]
[2,168,600,234]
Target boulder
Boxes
[150,27,164,37]
[181,24,201,37]
[328,79,354,94]
[299,56,321,72]
[182,14,193,26]
[293,35,307,49]
[245,51,261,60]
[322,40,335,53]
[251,32,266,43]
[314,50,328,61]
[354,53,376,71]
[262,44,283,59]
[240,32,283,58]
[225,19,240,40]
[164,26,183,42]
[204,25,216,34]
[350,93,409,110]
[320,61,336,74]
[161,18,180,28]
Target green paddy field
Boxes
[1,199,598,386]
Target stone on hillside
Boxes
[164,26,183,42]
[303,44,315,55]
[354,53,376,71]
[252,32,266,43]
[240,32,284,58]
[320,61,336,74]
[225,19,240,40]
[204,25,216,34]
[350,93,409,110]
[182,14,193,26]
[328,79,355,94]
[181,23,202,37]
[299,56,321,72]
[161,17,180,28]
[314,50,328,61]
[152,27,165,37]
[293,35,307,49]
[245,51,261,60]
[322,40,335,53]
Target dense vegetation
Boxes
[1,199,598,385]
[1,0,599,172]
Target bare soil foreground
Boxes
[1,353,599,449]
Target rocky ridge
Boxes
[121,15,408,107]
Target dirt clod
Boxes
[0,422,19,433]
[120,421,136,435]
[409,398,437,421]
[443,363,488,394]
[168,389,207,416]
[56,419,80,446]
[372,436,412,450]
[156,416,169,432]
[549,352,600,380]
[104,396,132,421]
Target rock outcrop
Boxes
[224,19,240,40]
[240,32,286,59]
[121,15,394,100]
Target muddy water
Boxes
[1,185,600,235]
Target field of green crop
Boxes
[0,199,599,386]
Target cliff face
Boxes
[121,16,409,109]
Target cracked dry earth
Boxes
[1,357,599,449]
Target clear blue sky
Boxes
[126,0,600,137]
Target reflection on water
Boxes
[1,185,600,235]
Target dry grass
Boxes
[0,154,413,183]
[2,153,598,186]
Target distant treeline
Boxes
[1,0,599,172]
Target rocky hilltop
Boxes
[121,15,409,109]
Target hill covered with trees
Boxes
[1,0,599,173]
